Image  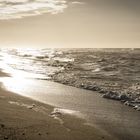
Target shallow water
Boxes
[0,48,70,79]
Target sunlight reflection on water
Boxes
[0,76,35,94]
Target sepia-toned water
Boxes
[1,48,140,81]
[0,48,73,79]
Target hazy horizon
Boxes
[0,0,140,48]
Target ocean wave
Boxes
[0,48,73,79]
[0,0,67,19]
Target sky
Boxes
[0,0,140,48]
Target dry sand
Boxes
[0,70,113,140]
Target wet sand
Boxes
[0,70,112,140]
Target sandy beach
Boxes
[0,70,113,140]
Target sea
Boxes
[1,47,140,102]
[0,48,140,83]
[0,48,74,79]
[0,48,140,99]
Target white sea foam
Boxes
[0,48,73,80]
[0,0,67,19]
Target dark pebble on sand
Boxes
[0,124,5,128]
[38,133,41,136]
[4,136,8,139]
[102,136,105,139]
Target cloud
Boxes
[0,0,67,20]
[71,1,85,5]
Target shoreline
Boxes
[51,75,140,111]
[50,49,140,111]
[0,70,113,140]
